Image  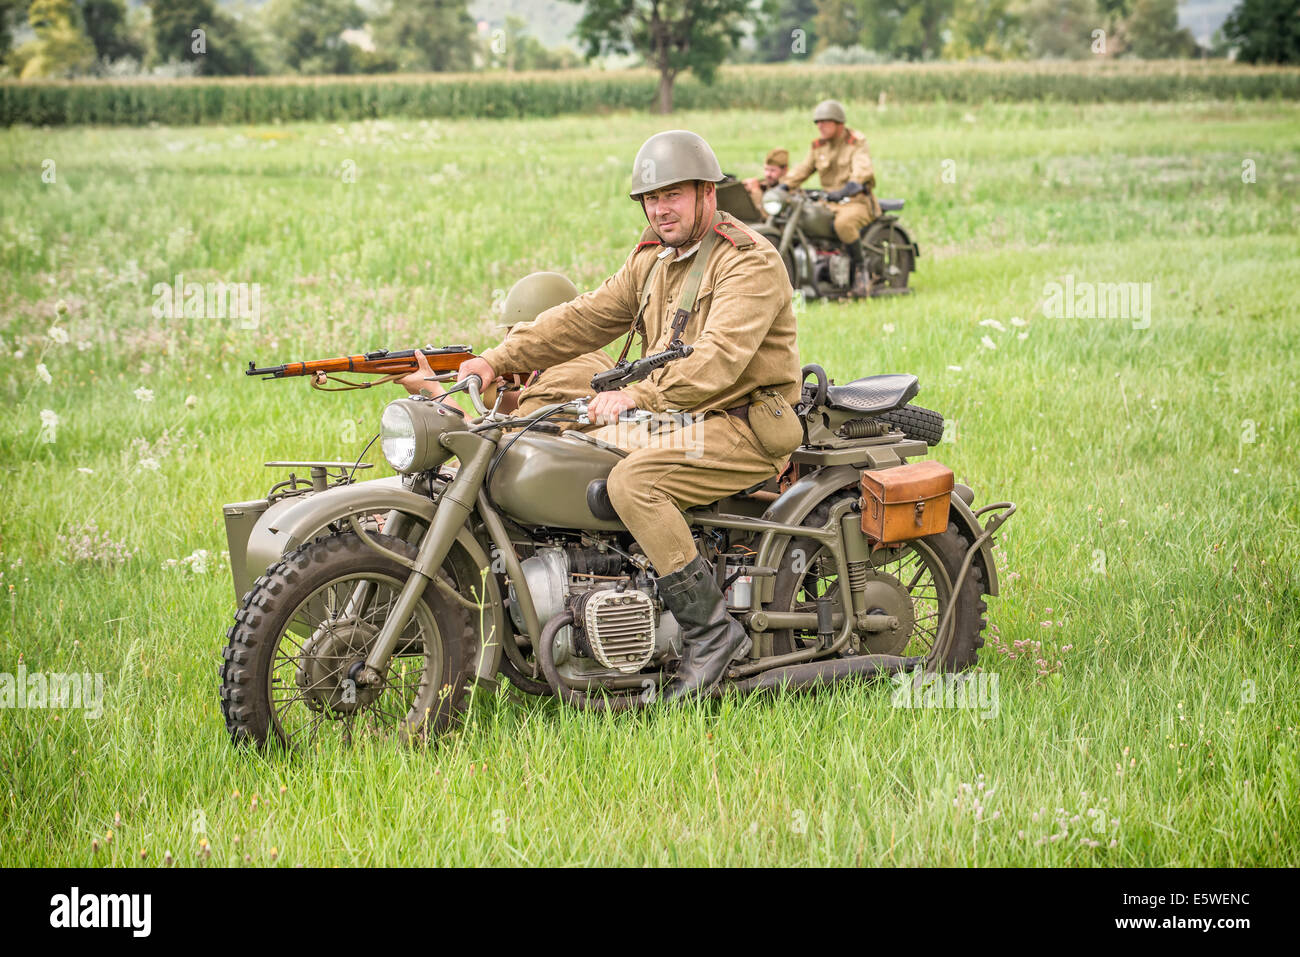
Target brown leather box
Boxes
[859,461,954,545]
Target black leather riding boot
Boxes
[658,555,752,703]
[845,239,871,299]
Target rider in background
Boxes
[780,100,881,299]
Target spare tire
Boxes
[876,404,944,446]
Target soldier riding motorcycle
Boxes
[217,132,1012,749]
[756,99,919,300]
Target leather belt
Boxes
[724,403,750,425]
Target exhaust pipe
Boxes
[720,653,924,696]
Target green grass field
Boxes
[1,99,1297,866]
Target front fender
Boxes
[227,475,504,682]
[753,465,998,596]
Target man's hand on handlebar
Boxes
[457,356,497,391]
[586,389,637,426]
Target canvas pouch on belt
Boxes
[859,460,954,545]
[745,387,804,458]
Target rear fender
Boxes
[752,465,997,597]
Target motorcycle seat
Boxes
[823,373,918,414]
[879,198,904,212]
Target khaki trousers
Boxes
[600,412,785,576]
[832,193,880,244]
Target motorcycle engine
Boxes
[508,545,682,679]
[826,250,852,289]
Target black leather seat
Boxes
[823,373,918,414]
[879,198,904,212]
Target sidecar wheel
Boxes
[219,531,474,750]
[769,494,986,669]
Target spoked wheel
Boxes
[862,220,916,293]
[220,532,473,750]
[769,494,986,669]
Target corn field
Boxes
[4,61,1299,127]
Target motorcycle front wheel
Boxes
[219,531,473,750]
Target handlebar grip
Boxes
[464,375,487,414]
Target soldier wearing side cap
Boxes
[742,148,789,209]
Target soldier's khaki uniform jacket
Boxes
[782,127,881,220]
[481,211,801,418]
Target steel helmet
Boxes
[628,130,724,200]
[812,99,847,124]
[501,271,579,328]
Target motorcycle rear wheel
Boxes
[768,494,986,669]
[219,532,473,750]
[862,220,915,291]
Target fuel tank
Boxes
[798,200,837,240]
[487,430,627,531]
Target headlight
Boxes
[380,398,465,473]
[381,402,417,472]
[762,192,784,216]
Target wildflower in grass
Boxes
[134,387,154,403]
[1018,332,1029,340]
[77,467,93,474]
[138,457,160,472]
[76,340,92,352]
[48,325,69,344]
[947,365,962,371]
[980,335,996,350]
[58,521,137,565]
[36,363,52,384]
[40,408,59,441]
[1010,316,1027,327]
[184,394,198,408]
[979,318,1006,332]
[882,323,896,334]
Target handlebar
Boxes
[441,374,489,416]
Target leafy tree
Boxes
[943,0,1025,59]
[1123,0,1195,57]
[1220,0,1300,63]
[12,0,96,77]
[1018,0,1102,59]
[1,0,27,61]
[813,0,863,49]
[755,0,818,61]
[890,0,957,59]
[79,0,143,62]
[147,0,264,74]
[372,0,476,72]
[566,0,764,113]
[482,15,580,70]
[814,0,955,60]
[264,0,364,74]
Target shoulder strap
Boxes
[667,218,720,347]
[616,255,663,363]
[619,212,725,362]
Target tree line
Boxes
[2,1,1295,107]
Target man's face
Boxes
[763,163,786,185]
[815,119,843,141]
[642,181,699,247]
